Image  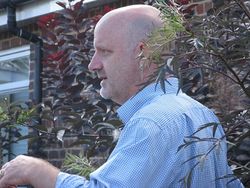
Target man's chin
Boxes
[100,89,111,100]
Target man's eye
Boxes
[100,49,110,55]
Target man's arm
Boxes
[0,155,60,188]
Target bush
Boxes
[36,0,121,159]
[0,100,37,165]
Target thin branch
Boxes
[234,0,250,20]
[229,160,250,171]
[242,69,250,83]
[180,63,239,84]
[206,47,241,83]
[205,46,250,97]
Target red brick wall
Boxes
[191,0,213,15]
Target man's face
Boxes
[88,20,141,105]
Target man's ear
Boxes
[136,41,153,73]
[136,41,149,60]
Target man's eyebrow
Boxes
[95,45,113,52]
[93,42,103,49]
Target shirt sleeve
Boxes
[55,118,170,188]
[55,172,86,188]
[56,172,108,188]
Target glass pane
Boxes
[0,56,29,84]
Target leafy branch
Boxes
[61,152,96,179]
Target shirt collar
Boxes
[117,77,180,124]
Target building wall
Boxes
[192,0,213,15]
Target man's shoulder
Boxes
[135,92,198,117]
[130,92,216,130]
[130,93,191,125]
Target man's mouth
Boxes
[99,76,107,80]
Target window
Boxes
[0,45,30,162]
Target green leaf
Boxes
[61,153,96,179]
[191,123,220,136]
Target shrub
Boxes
[36,0,121,159]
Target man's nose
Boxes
[88,54,103,71]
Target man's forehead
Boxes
[93,31,114,49]
[94,20,126,41]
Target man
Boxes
[0,5,243,188]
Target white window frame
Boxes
[0,45,30,162]
[0,45,30,95]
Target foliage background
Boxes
[35,0,122,161]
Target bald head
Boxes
[95,5,163,49]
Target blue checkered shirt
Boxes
[56,78,243,188]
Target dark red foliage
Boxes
[74,0,84,10]
[179,0,189,5]
[56,1,67,9]
[92,5,116,24]
[37,0,123,160]
[103,5,113,14]
[47,50,65,61]
[37,13,58,29]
